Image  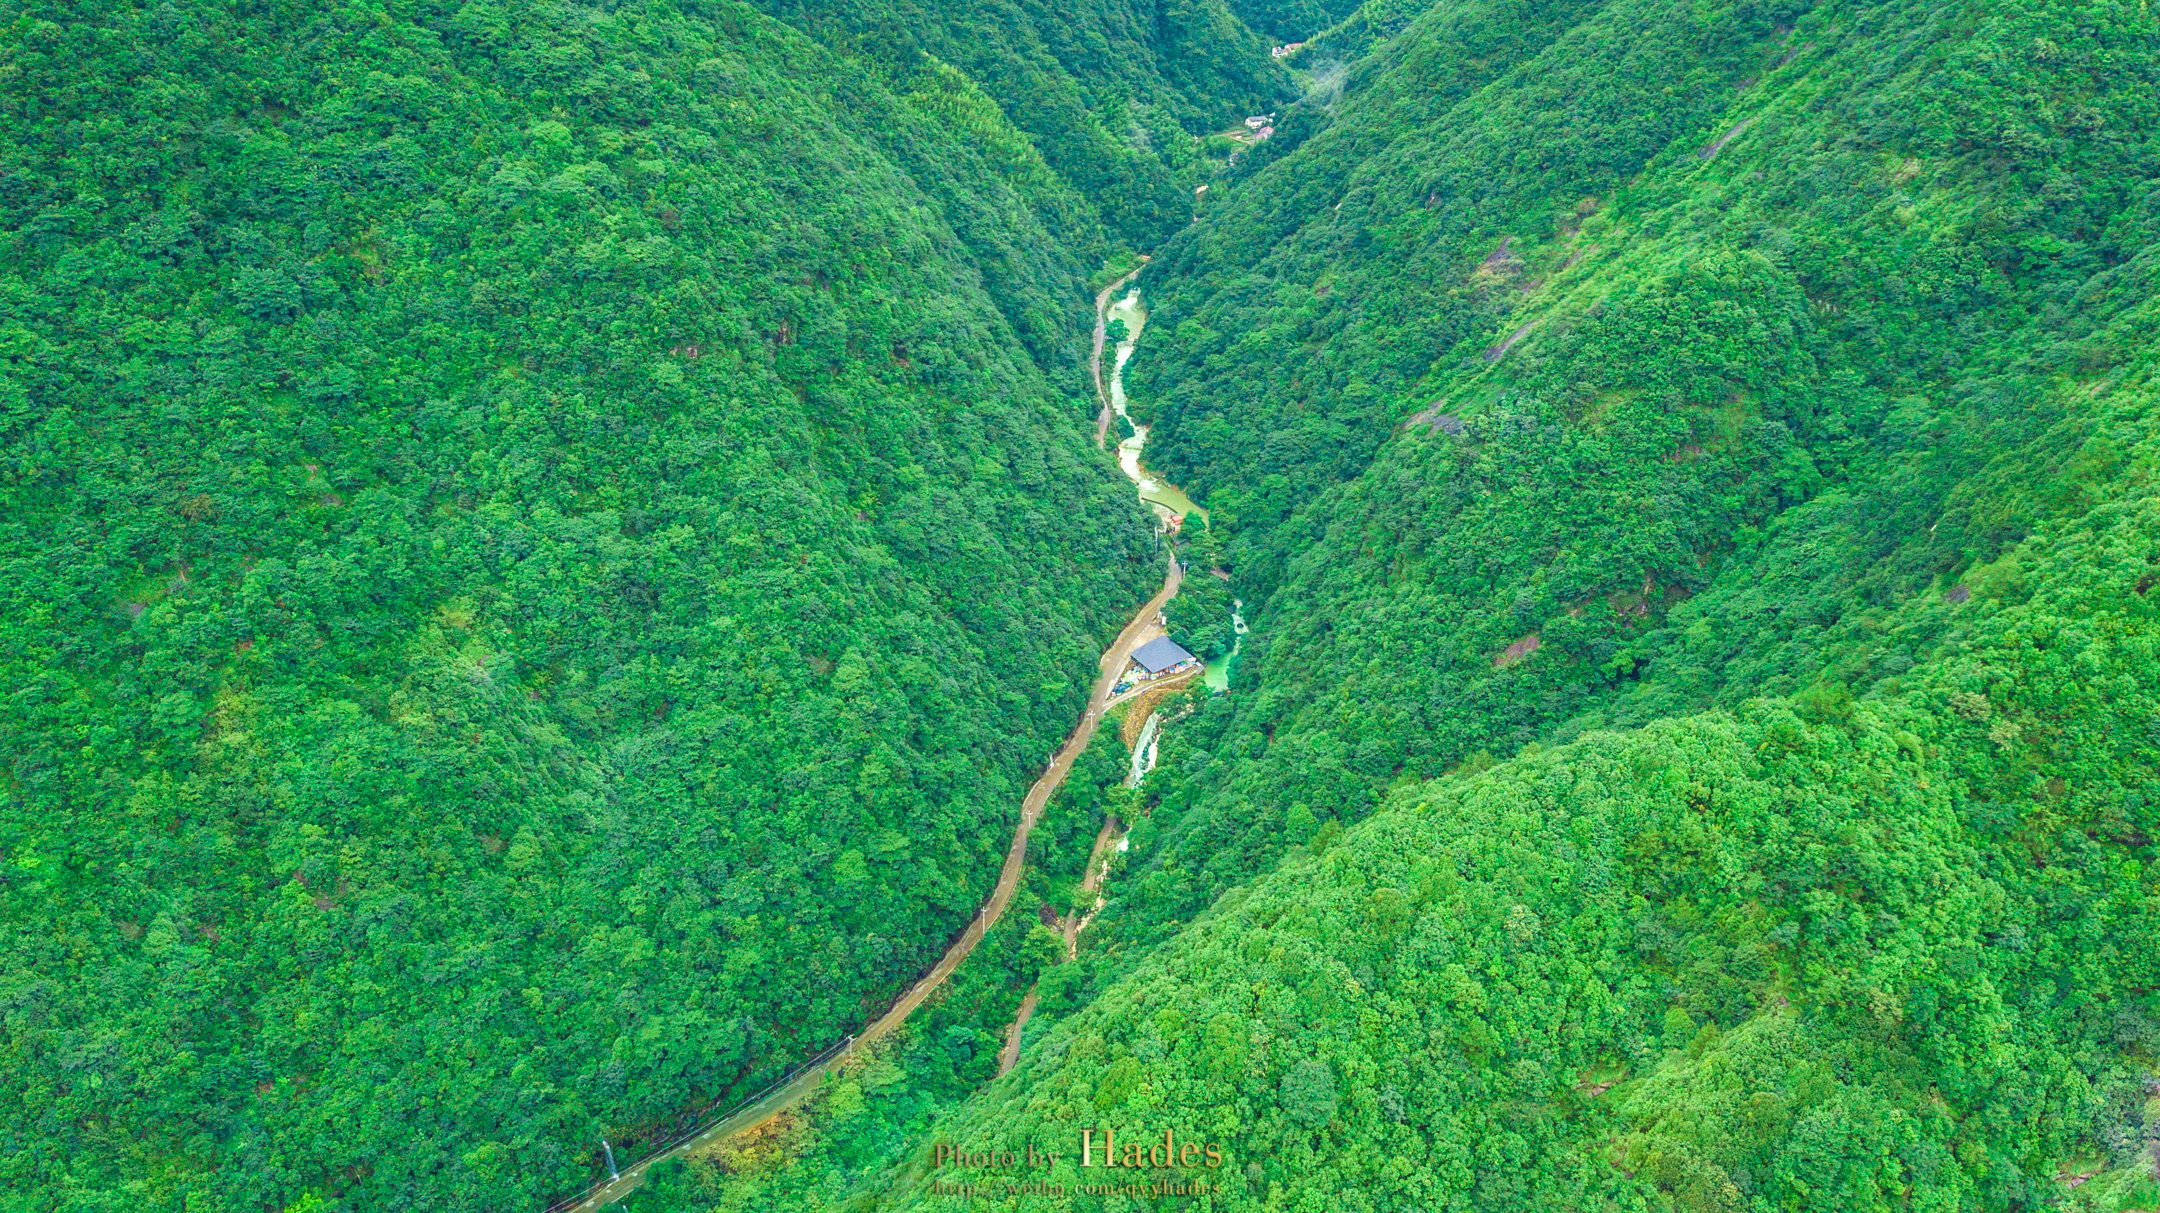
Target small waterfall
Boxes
[601,1139,619,1181]
[1125,712,1162,788]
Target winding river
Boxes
[1203,597,1248,693]
[545,260,1249,1211]
[544,270,1197,1213]
[1093,274,1244,694]
[1103,288,1208,526]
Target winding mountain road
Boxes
[552,559,1182,1211]
[546,271,1182,1213]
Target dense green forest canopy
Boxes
[1219,0,1366,45]
[5,0,2159,1207]
[1110,0,2160,943]
[748,0,2160,1207]
[868,482,2160,1210]
[0,0,1199,1207]
[751,0,1294,248]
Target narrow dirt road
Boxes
[997,806,1126,1076]
[1060,815,1125,956]
[544,248,1184,1213]
[996,986,1041,1076]
[1702,116,1753,159]
[551,511,1183,1208]
[1485,315,1541,362]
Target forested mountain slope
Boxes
[831,0,2160,1204]
[1220,0,1365,45]
[752,0,1292,249]
[870,476,2160,1210]
[0,0,1164,1207]
[6,0,2156,1208]
[1109,0,2160,937]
